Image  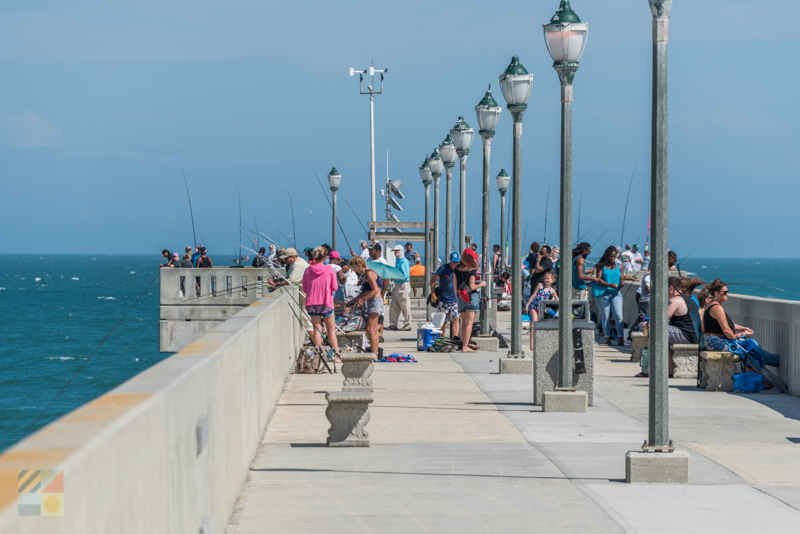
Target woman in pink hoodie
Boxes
[302,246,340,357]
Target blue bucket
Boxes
[417,328,439,351]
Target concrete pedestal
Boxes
[325,392,372,447]
[499,357,533,374]
[340,353,374,392]
[542,391,588,413]
[630,332,648,363]
[532,323,594,406]
[670,344,699,379]
[472,335,500,352]
[625,451,691,484]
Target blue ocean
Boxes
[1,254,797,452]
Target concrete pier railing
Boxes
[160,266,286,352]
[0,289,301,533]
[621,283,799,395]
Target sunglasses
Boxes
[719,291,729,295]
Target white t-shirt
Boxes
[359,248,371,260]
[621,251,634,271]
[368,256,388,265]
[630,252,643,271]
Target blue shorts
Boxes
[307,304,334,318]
[457,291,480,313]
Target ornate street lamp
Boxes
[496,169,510,272]
[428,148,444,267]
[327,167,342,252]
[439,134,457,259]
[499,56,533,359]
[419,157,434,320]
[543,0,589,390]
[475,85,502,336]
[450,116,474,250]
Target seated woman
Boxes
[702,279,779,368]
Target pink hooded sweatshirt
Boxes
[302,262,338,309]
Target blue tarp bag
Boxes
[733,372,764,393]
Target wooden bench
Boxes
[699,351,741,391]
[410,275,426,289]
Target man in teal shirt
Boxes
[388,245,412,331]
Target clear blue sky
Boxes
[0,0,797,259]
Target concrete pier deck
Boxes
[226,312,800,533]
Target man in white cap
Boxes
[388,245,412,331]
[267,248,312,339]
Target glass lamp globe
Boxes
[450,116,475,152]
[439,134,457,166]
[496,169,510,194]
[327,167,341,191]
[419,157,433,186]
[475,85,502,132]
[543,1,588,64]
[498,56,533,106]
[428,148,444,175]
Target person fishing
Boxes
[196,246,212,268]
[345,257,382,361]
[572,242,593,301]
[159,249,172,268]
[302,247,341,363]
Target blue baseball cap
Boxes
[449,251,460,262]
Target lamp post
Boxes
[450,117,474,251]
[428,149,444,267]
[475,85,502,336]
[648,0,673,451]
[544,0,589,388]
[327,167,342,252]
[496,169,510,272]
[439,134,457,259]
[419,157,433,321]
[499,56,533,358]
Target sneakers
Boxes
[401,325,412,331]
[387,325,398,331]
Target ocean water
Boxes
[1,254,798,453]
[0,254,166,452]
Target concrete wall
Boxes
[621,283,799,395]
[159,267,286,352]
[0,290,301,534]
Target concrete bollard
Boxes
[532,321,595,406]
[630,332,648,363]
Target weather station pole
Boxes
[499,56,533,359]
[544,0,589,389]
[350,63,387,223]
[475,86,502,336]
[327,168,341,251]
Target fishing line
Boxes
[287,190,297,249]
[619,164,637,247]
[310,166,355,253]
[18,271,161,443]
[183,170,197,249]
[342,196,369,236]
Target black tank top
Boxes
[669,295,699,343]
[703,302,734,337]
[198,256,211,268]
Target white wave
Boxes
[48,356,75,360]
[701,266,707,269]
[105,297,116,300]
[72,277,80,280]
[135,358,140,362]
[130,271,136,274]
[97,296,105,299]
[20,277,25,280]
[35,277,41,281]
[0,288,5,291]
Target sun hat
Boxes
[391,245,404,252]
[279,247,298,259]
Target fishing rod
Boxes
[543,180,551,244]
[253,213,259,250]
[619,164,637,248]
[591,229,610,249]
[287,190,297,249]
[310,167,355,254]
[341,196,369,236]
[576,184,585,246]
[574,229,591,247]
[675,245,697,277]
[183,170,197,248]
[272,225,292,247]
[523,221,530,249]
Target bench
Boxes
[670,344,699,379]
[410,275,426,289]
[699,351,741,391]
